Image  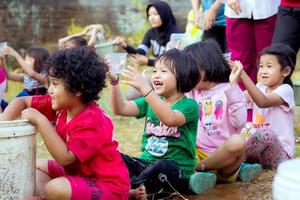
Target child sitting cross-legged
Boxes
[108,48,217,200]
[0,47,130,200]
[184,41,262,185]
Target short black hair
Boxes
[183,40,230,83]
[67,36,87,47]
[45,47,106,104]
[260,43,296,89]
[26,47,49,73]
[155,48,200,93]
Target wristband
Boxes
[110,75,119,85]
[144,89,153,97]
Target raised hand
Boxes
[229,60,243,85]
[122,65,152,95]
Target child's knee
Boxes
[225,135,245,153]
[44,177,71,199]
[36,159,48,171]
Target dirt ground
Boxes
[149,170,275,200]
[187,170,275,200]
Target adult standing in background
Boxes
[225,0,280,90]
[272,0,300,55]
[190,0,227,53]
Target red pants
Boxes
[226,15,277,90]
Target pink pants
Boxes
[226,15,277,90]
[48,160,127,200]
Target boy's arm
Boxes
[236,61,285,108]
[22,108,76,166]
[109,74,140,116]
[0,96,32,120]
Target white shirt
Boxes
[225,0,280,20]
[250,83,295,158]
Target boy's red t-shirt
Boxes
[281,0,300,7]
[0,66,7,84]
[31,95,130,195]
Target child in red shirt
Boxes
[0,47,130,200]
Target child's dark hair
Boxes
[260,43,296,88]
[26,47,49,73]
[67,36,87,48]
[183,40,230,83]
[155,48,200,93]
[45,47,106,104]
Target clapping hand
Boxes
[229,60,243,85]
[122,66,152,95]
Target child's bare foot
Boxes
[129,185,147,200]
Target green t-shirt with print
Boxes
[134,96,199,176]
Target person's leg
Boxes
[0,99,8,111]
[196,134,261,182]
[36,159,52,198]
[16,89,30,97]
[246,128,290,169]
[121,153,151,180]
[121,154,150,200]
[203,26,227,53]
[196,134,245,176]
[131,160,181,194]
[272,7,300,53]
[254,15,277,60]
[226,17,256,90]
[43,177,72,200]
[36,159,66,198]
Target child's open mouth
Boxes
[153,80,163,88]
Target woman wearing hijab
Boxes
[115,0,183,67]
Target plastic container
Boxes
[222,52,232,61]
[95,42,115,59]
[105,53,128,74]
[273,158,300,200]
[168,33,189,50]
[0,42,7,57]
[0,119,36,199]
[294,82,300,106]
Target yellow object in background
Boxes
[185,7,204,44]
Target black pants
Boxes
[203,25,227,53]
[121,154,192,195]
[272,6,300,54]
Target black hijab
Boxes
[146,0,183,45]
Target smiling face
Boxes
[151,59,177,97]
[48,77,78,110]
[148,6,162,28]
[258,54,289,90]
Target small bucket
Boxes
[273,158,300,200]
[0,119,36,199]
[294,82,300,106]
[95,42,115,59]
